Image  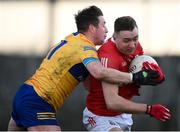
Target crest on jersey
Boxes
[122,61,127,67]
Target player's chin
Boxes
[125,50,134,55]
[96,40,104,45]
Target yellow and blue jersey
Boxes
[26,32,98,111]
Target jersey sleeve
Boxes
[80,44,99,66]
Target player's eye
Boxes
[133,39,138,42]
[123,38,131,43]
[133,37,138,42]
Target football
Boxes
[129,55,158,73]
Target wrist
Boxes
[129,73,133,83]
[146,104,151,114]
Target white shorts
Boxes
[83,107,133,131]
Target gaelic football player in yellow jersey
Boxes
[8,6,161,131]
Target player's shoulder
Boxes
[98,40,123,62]
[98,38,115,52]
[64,32,91,47]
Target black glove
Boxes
[132,69,161,86]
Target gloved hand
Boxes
[146,104,171,121]
[143,62,165,83]
[132,69,160,85]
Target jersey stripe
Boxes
[72,32,79,36]
[83,57,98,66]
[47,40,67,60]
[100,58,108,67]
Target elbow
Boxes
[93,67,105,80]
[105,99,125,112]
[106,102,117,111]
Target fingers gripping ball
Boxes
[129,55,158,73]
[130,55,165,83]
[132,69,160,86]
[143,62,164,82]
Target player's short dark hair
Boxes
[114,16,138,32]
[75,5,103,33]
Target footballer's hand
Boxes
[143,62,165,83]
[146,104,171,121]
[132,69,160,85]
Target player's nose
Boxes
[129,41,136,48]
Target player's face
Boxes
[114,27,138,55]
[94,16,108,45]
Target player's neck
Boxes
[83,32,95,44]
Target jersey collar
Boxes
[79,33,95,46]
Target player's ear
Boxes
[113,33,117,40]
[89,24,96,33]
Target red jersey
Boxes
[86,38,144,116]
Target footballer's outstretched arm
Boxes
[85,61,132,84]
[85,61,161,85]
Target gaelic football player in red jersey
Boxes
[83,16,171,131]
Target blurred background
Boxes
[0,0,180,130]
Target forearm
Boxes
[100,67,133,84]
[86,61,133,84]
[103,82,147,114]
[106,94,147,114]
[108,97,171,121]
[110,99,147,114]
